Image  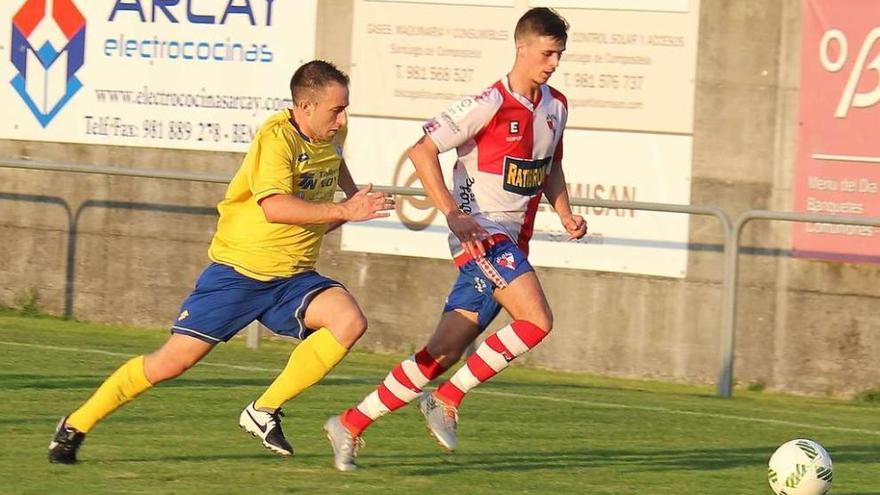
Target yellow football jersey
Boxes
[208,109,346,281]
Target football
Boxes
[767,439,833,495]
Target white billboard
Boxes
[349,0,701,132]
[0,0,316,152]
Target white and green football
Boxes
[768,439,833,495]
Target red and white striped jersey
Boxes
[423,76,568,260]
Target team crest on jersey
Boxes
[503,156,550,195]
[473,277,487,293]
[509,120,520,134]
[495,252,516,270]
[297,152,309,162]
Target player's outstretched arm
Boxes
[337,159,359,199]
[326,160,362,232]
[260,185,393,226]
[407,135,491,257]
[544,160,587,240]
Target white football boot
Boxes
[419,392,458,451]
[239,402,293,456]
[323,415,364,472]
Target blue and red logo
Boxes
[495,252,516,270]
[11,0,85,127]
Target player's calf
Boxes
[422,320,548,451]
[337,348,446,438]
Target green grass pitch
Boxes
[1,310,878,494]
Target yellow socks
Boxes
[254,328,347,411]
[64,329,347,431]
[66,355,153,433]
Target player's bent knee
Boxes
[350,312,368,339]
[144,360,173,384]
[328,311,368,348]
[145,352,198,383]
[155,360,188,382]
[526,312,553,334]
[425,337,467,367]
[427,345,461,367]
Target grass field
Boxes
[1,310,878,494]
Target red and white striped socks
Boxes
[341,347,445,436]
[339,321,548,437]
[435,320,547,407]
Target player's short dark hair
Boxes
[514,7,569,43]
[290,60,350,104]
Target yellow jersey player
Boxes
[48,60,394,464]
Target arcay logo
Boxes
[11,0,85,127]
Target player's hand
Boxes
[447,209,493,258]
[342,184,395,222]
[561,214,587,240]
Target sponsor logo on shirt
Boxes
[299,172,317,190]
[457,176,476,214]
[502,156,550,195]
[299,171,338,190]
[423,118,441,134]
[448,97,476,118]
[473,86,494,103]
[509,120,520,134]
[440,112,462,134]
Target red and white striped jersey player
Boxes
[324,7,587,471]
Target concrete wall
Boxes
[1,0,878,397]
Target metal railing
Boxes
[718,210,880,397]
[1,157,231,183]
[5,158,879,397]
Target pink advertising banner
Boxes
[793,0,880,262]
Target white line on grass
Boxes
[0,340,298,374]
[481,390,880,437]
[3,340,879,437]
